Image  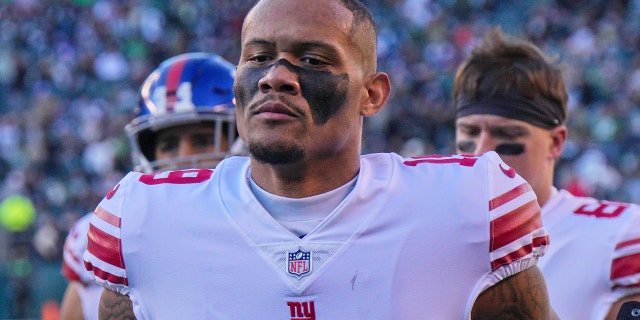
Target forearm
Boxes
[59,282,85,320]
[99,288,137,320]
[471,266,556,320]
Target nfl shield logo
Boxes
[287,249,312,278]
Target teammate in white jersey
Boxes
[85,0,557,318]
[59,52,238,320]
[453,28,640,319]
[61,213,104,320]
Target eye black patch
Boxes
[495,143,525,155]
[457,141,476,153]
[234,59,349,125]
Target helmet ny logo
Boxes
[152,82,195,114]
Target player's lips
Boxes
[253,101,298,120]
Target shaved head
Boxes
[244,0,378,74]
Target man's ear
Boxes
[360,72,391,117]
[549,125,568,160]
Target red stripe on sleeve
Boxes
[62,262,82,282]
[616,238,640,250]
[491,200,542,251]
[532,235,549,248]
[94,206,121,228]
[84,261,128,286]
[491,243,532,270]
[611,252,640,284]
[489,183,532,210]
[87,224,125,269]
[491,235,549,270]
[63,242,82,264]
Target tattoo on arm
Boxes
[471,266,556,320]
[605,294,640,320]
[99,288,137,320]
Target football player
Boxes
[85,1,556,318]
[454,27,640,320]
[59,52,239,320]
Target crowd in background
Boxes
[0,0,639,318]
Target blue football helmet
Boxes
[126,52,238,173]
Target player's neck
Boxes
[249,154,360,199]
[534,179,556,208]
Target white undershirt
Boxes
[248,174,357,237]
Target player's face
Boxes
[234,0,367,165]
[456,114,561,199]
[154,123,229,170]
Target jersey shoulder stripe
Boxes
[611,253,640,288]
[491,197,542,250]
[85,206,127,286]
[84,260,128,286]
[87,220,124,269]
[400,152,549,272]
[83,169,217,292]
[61,259,82,282]
[485,153,548,271]
[616,238,640,250]
[611,209,640,288]
[83,173,137,290]
[94,205,121,227]
[490,183,532,210]
[61,212,93,284]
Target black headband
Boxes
[455,94,565,129]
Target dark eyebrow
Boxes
[296,41,338,52]
[490,125,529,134]
[456,122,480,130]
[243,39,275,48]
[244,39,339,55]
[156,135,180,143]
[456,122,530,138]
[488,125,530,139]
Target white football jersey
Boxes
[62,212,102,320]
[84,152,548,319]
[538,189,640,320]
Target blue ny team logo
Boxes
[287,249,312,278]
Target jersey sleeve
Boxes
[484,152,549,281]
[610,205,640,292]
[83,172,138,296]
[61,212,93,284]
